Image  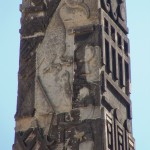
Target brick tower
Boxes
[13,0,135,149]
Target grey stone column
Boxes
[13,0,135,150]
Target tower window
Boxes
[105,39,110,73]
[112,47,117,81]
[111,26,115,42]
[104,18,109,34]
[118,54,123,87]
[124,40,129,56]
[117,33,122,49]
[125,61,130,95]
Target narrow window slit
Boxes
[104,18,109,34]
[117,33,122,49]
[111,26,115,42]
[105,39,110,73]
[124,40,129,56]
[112,47,117,81]
[125,62,130,95]
[118,54,123,87]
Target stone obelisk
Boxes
[13,0,135,149]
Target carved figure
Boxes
[75,45,93,76]
[81,45,95,74]
[75,45,100,82]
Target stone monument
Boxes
[13,0,135,149]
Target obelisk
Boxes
[13,0,135,149]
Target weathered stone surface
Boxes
[14,0,135,149]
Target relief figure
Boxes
[75,45,100,82]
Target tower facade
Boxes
[13,0,135,150]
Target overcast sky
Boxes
[0,0,150,149]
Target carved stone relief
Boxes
[35,1,72,114]
[59,0,91,64]
[56,110,98,150]
[101,0,127,21]
[100,107,135,150]
[73,24,101,116]
[101,0,128,33]
[75,45,100,82]
[35,0,99,115]
[14,0,134,150]
[14,128,57,150]
[16,0,62,119]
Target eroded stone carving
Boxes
[36,77,53,108]
[58,110,95,150]
[14,0,135,150]
[72,86,100,120]
[34,1,73,115]
[101,0,128,33]
[75,45,100,82]
[14,128,56,150]
[59,0,93,65]
[118,0,126,21]
[65,0,90,18]
[58,70,72,112]
[43,52,62,74]
[36,71,72,114]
